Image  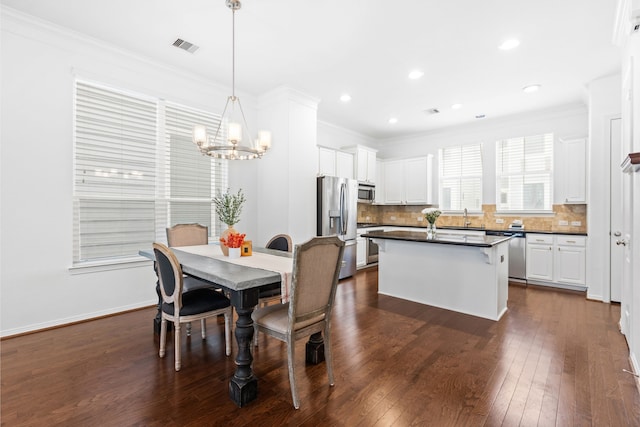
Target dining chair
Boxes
[265,233,292,252]
[153,243,232,371]
[166,223,221,336]
[251,235,345,409]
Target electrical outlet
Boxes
[571,221,582,226]
[495,218,504,224]
[558,220,569,226]
[417,216,423,221]
[390,216,396,220]
[366,216,371,221]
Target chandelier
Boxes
[192,0,271,160]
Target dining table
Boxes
[139,244,326,407]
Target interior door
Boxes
[610,117,623,302]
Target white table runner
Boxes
[177,245,293,302]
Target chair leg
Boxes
[324,326,335,386]
[159,318,167,358]
[174,322,181,371]
[201,318,206,339]
[287,337,299,409]
[224,311,231,356]
[253,321,259,347]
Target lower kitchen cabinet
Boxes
[526,234,554,282]
[526,233,586,288]
[553,236,586,285]
[356,236,367,267]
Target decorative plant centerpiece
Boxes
[220,232,246,258]
[422,208,442,236]
[214,188,246,255]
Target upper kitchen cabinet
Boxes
[345,145,377,183]
[375,159,385,204]
[559,138,587,203]
[382,155,433,204]
[318,146,354,179]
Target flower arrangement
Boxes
[213,189,246,226]
[421,208,442,225]
[220,232,246,249]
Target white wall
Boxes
[0,10,261,336]
[586,74,622,301]
[375,104,588,206]
[317,120,375,150]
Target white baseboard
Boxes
[1,299,157,338]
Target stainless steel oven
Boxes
[366,237,378,264]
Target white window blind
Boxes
[73,80,227,264]
[496,133,553,211]
[439,144,483,211]
[164,103,228,237]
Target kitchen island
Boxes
[364,230,513,321]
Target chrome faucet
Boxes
[463,208,471,228]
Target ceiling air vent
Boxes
[173,38,199,53]
[424,108,440,115]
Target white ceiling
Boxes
[1,0,622,140]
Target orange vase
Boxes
[220,225,237,256]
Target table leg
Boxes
[228,291,258,407]
[305,332,325,364]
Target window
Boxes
[439,144,483,211]
[73,81,227,264]
[496,133,553,211]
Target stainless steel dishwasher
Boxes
[486,229,526,281]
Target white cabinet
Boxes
[561,138,587,203]
[382,156,433,204]
[375,159,385,204]
[345,145,377,183]
[318,147,354,179]
[356,236,367,267]
[526,234,554,281]
[526,233,586,286]
[554,236,586,285]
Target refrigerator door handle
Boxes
[340,183,348,236]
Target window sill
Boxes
[69,256,152,275]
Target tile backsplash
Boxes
[357,203,587,233]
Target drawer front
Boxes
[555,235,586,247]
[527,234,553,245]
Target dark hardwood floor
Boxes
[3,267,640,426]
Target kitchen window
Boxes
[496,133,553,212]
[73,80,227,265]
[438,143,483,211]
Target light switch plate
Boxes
[558,220,569,226]
[417,217,423,221]
[496,218,504,224]
[571,221,582,226]
[390,216,396,220]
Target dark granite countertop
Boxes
[362,230,513,248]
[358,224,587,236]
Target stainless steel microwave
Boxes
[357,183,375,203]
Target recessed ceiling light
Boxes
[408,70,424,80]
[475,114,486,119]
[388,117,398,124]
[340,94,351,102]
[499,39,520,50]
[523,84,541,93]
[451,103,462,110]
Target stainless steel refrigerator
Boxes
[317,176,357,279]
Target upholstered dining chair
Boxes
[251,236,345,409]
[166,223,220,336]
[166,223,208,247]
[265,233,292,252]
[153,243,232,372]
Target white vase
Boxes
[228,247,241,259]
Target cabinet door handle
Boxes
[536,239,545,242]
[566,240,576,243]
